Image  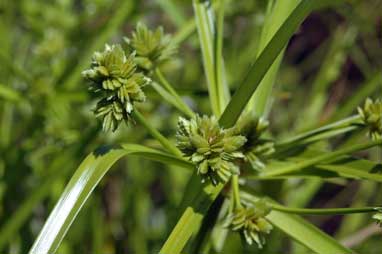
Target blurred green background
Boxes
[0,0,381,253]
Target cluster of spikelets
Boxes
[358,98,382,140]
[233,115,275,170]
[82,23,176,132]
[225,200,273,248]
[176,114,274,185]
[176,115,247,185]
[125,22,177,73]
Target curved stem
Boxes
[262,139,382,177]
[276,115,362,148]
[132,110,182,156]
[271,203,382,215]
[154,69,195,118]
[231,175,242,210]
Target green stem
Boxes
[193,0,220,116]
[172,19,196,45]
[214,0,230,110]
[276,115,362,148]
[132,110,182,156]
[271,204,382,215]
[231,175,242,209]
[154,69,195,118]
[262,139,382,177]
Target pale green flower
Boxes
[358,98,382,140]
[82,44,150,132]
[176,115,246,185]
[125,22,177,71]
[225,200,273,248]
[232,114,274,170]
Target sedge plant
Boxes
[1,0,381,253]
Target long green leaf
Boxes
[241,193,353,253]
[193,0,220,116]
[248,155,382,182]
[160,172,223,254]
[267,210,353,253]
[247,0,301,116]
[219,0,345,127]
[29,144,192,254]
[262,140,381,177]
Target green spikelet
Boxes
[358,98,382,140]
[82,44,150,132]
[176,115,246,185]
[125,22,177,71]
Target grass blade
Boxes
[241,193,353,253]
[214,0,230,110]
[267,210,353,253]
[160,173,223,254]
[29,144,192,254]
[193,0,220,116]
[247,0,301,116]
[219,0,345,127]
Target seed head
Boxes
[82,44,150,132]
[358,98,382,140]
[176,115,246,185]
[125,22,177,72]
[225,200,273,248]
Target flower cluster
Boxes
[176,115,247,185]
[82,44,150,132]
[125,22,177,72]
[225,200,273,248]
[358,98,382,140]
[233,114,275,171]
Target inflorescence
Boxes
[176,115,246,185]
[225,200,273,248]
[82,44,150,132]
[83,23,176,132]
[176,114,273,185]
[358,98,382,140]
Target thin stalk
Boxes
[172,19,196,45]
[262,139,382,177]
[231,175,242,209]
[154,69,195,118]
[271,204,382,215]
[214,0,230,110]
[132,110,182,156]
[193,0,220,116]
[156,0,187,28]
[276,115,362,148]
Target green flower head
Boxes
[125,22,177,71]
[232,114,274,170]
[176,115,247,185]
[225,200,273,248]
[82,44,151,132]
[358,98,382,140]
